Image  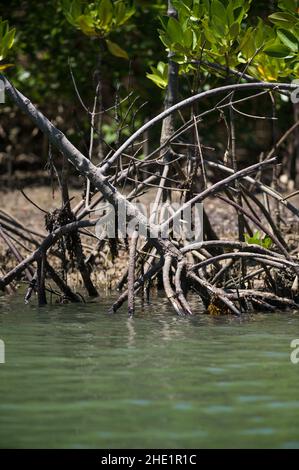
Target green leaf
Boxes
[229,21,240,40]
[159,30,173,49]
[254,19,268,49]
[147,62,168,89]
[114,1,126,24]
[146,72,168,89]
[77,15,96,36]
[0,23,16,60]
[192,30,199,50]
[167,17,183,45]
[268,12,298,27]
[106,39,128,59]
[3,28,16,50]
[193,0,205,19]
[114,2,135,26]
[262,236,273,249]
[172,1,191,18]
[70,0,82,21]
[98,0,113,28]
[0,62,13,71]
[211,0,227,21]
[158,15,168,31]
[211,13,227,38]
[0,19,9,38]
[182,26,193,49]
[226,2,235,26]
[156,61,166,75]
[245,230,272,248]
[278,0,297,13]
[203,19,217,44]
[62,0,82,26]
[233,6,245,23]
[277,29,298,52]
[264,41,293,58]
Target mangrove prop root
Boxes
[1,74,299,315]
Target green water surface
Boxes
[0,293,299,448]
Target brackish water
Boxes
[0,293,299,449]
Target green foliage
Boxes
[278,0,298,12]
[146,61,168,88]
[250,1,298,80]
[61,0,135,59]
[0,17,15,69]
[0,0,167,139]
[1,0,298,159]
[62,0,135,37]
[106,39,128,58]
[148,0,299,88]
[245,231,273,249]
[155,1,253,66]
[266,4,299,59]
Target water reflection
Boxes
[126,318,136,348]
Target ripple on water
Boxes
[266,401,299,409]
[125,399,151,407]
[240,428,275,436]
[173,402,193,411]
[205,405,234,414]
[1,297,299,448]
[205,367,227,374]
[238,395,274,403]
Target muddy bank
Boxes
[1,185,299,295]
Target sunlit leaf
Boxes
[268,12,298,27]
[106,39,128,59]
[0,63,13,71]
[77,15,96,36]
[229,21,240,40]
[277,29,298,52]
[211,0,227,21]
[146,72,168,88]
[264,41,293,58]
[167,17,183,45]
[3,28,16,50]
[98,0,113,28]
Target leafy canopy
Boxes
[0,17,16,70]
[147,0,299,88]
[61,0,135,59]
